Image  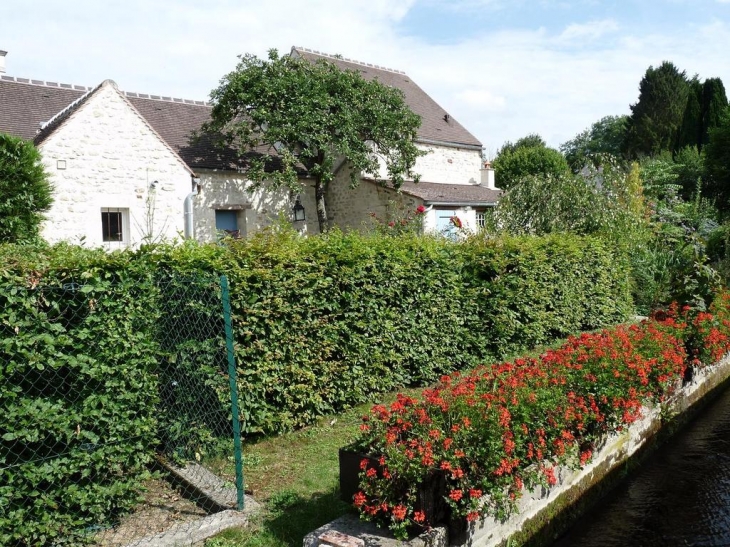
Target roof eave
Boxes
[416,138,482,151]
[423,200,499,207]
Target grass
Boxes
[203,389,422,547]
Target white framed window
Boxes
[101,208,129,246]
[476,210,486,230]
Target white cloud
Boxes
[557,19,620,41]
[1,1,729,152]
[455,88,507,111]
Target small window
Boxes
[101,208,128,244]
[476,211,486,230]
[215,210,241,238]
[475,208,493,232]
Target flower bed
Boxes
[345,293,730,540]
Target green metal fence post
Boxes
[220,275,245,511]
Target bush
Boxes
[0,245,159,545]
[0,133,53,243]
[154,230,632,435]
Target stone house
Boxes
[0,48,498,247]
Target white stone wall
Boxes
[326,167,422,231]
[193,169,320,241]
[38,82,192,248]
[376,143,482,185]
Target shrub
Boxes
[0,245,159,545]
[0,133,53,243]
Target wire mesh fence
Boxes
[0,273,244,546]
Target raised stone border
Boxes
[127,458,260,547]
[123,509,251,547]
[304,354,730,547]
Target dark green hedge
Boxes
[0,246,160,545]
[151,231,632,435]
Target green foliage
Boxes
[704,106,730,210]
[632,158,721,313]
[701,77,728,148]
[0,245,159,546]
[676,77,703,153]
[492,138,570,190]
[624,61,690,158]
[205,49,424,232]
[560,115,629,170]
[489,165,643,239]
[0,133,53,243]
[216,231,629,433]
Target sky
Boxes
[1,0,729,155]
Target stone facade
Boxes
[325,166,421,231]
[193,169,320,241]
[38,82,192,248]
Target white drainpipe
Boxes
[184,177,200,239]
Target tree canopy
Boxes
[205,49,424,232]
[492,135,569,189]
[704,106,730,209]
[0,133,53,243]
[560,115,629,170]
[624,61,690,158]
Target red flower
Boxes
[449,489,463,502]
[416,205,426,214]
[392,505,407,521]
[466,511,480,522]
[413,510,426,523]
[468,488,483,498]
[353,491,367,507]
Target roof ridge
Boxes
[293,46,407,75]
[122,90,209,107]
[0,75,208,106]
[0,74,93,91]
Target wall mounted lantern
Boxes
[293,196,306,222]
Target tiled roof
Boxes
[0,75,90,141]
[397,180,500,205]
[292,47,482,149]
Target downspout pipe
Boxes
[184,177,200,239]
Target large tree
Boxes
[701,77,728,148]
[205,49,423,232]
[0,133,53,243]
[560,115,629,170]
[624,61,690,158]
[704,106,730,210]
[492,135,569,189]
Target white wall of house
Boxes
[38,83,192,248]
[374,143,482,185]
[193,169,320,241]
[413,143,482,184]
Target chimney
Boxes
[480,160,496,190]
[0,51,6,74]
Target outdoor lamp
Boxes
[293,196,306,222]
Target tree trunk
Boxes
[315,178,328,233]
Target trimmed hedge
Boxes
[0,246,160,545]
[153,230,633,434]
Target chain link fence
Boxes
[0,273,244,546]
